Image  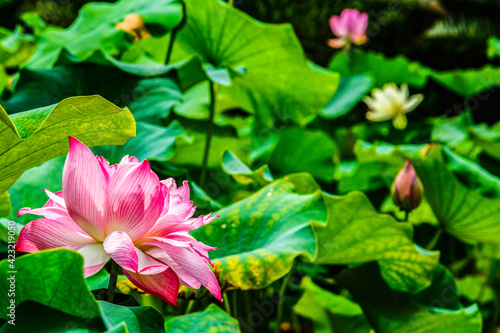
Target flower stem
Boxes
[275,263,295,333]
[223,291,231,315]
[426,228,442,250]
[107,261,119,303]
[477,257,493,302]
[228,0,234,6]
[184,300,195,314]
[403,210,409,222]
[165,2,186,64]
[199,80,216,187]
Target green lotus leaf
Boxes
[404,265,461,310]
[456,275,495,304]
[7,157,64,224]
[0,249,101,320]
[99,302,165,333]
[0,219,20,246]
[171,0,339,127]
[25,0,183,69]
[429,66,500,96]
[328,49,430,88]
[1,301,106,333]
[128,78,183,123]
[336,140,423,193]
[469,121,500,161]
[337,263,482,333]
[487,37,500,59]
[0,26,36,70]
[412,144,500,244]
[0,95,135,194]
[269,127,337,182]
[165,304,239,333]
[380,195,439,227]
[1,64,139,114]
[431,112,473,149]
[169,120,251,169]
[94,121,192,164]
[190,177,324,290]
[441,146,500,198]
[320,74,374,119]
[313,190,439,293]
[86,267,111,292]
[294,276,371,333]
[0,191,10,218]
[222,149,273,186]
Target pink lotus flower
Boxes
[15,137,222,305]
[328,9,368,49]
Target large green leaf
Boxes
[0,301,105,333]
[221,149,273,186]
[165,304,239,332]
[269,127,337,182]
[169,120,251,169]
[25,0,183,69]
[412,145,500,244]
[337,263,482,333]
[128,78,183,123]
[0,192,10,218]
[469,121,500,161]
[99,302,165,333]
[441,146,500,198]
[320,74,373,119]
[487,37,500,59]
[1,64,139,114]
[328,49,430,88]
[94,121,191,164]
[0,249,101,320]
[191,177,324,290]
[313,190,439,293]
[294,277,371,333]
[336,140,420,193]
[0,95,135,193]
[429,66,500,96]
[171,0,339,127]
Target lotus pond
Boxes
[0,0,500,332]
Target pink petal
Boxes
[161,178,177,191]
[15,219,94,252]
[103,231,139,272]
[96,156,113,183]
[141,237,222,301]
[328,38,347,48]
[147,212,218,238]
[146,247,201,289]
[329,15,347,37]
[124,267,180,306]
[355,12,368,33]
[103,231,167,274]
[63,137,108,241]
[166,233,217,266]
[105,160,165,241]
[77,243,110,278]
[44,190,66,208]
[351,33,367,45]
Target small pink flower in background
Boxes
[328,9,368,49]
[15,137,222,305]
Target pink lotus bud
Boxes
[391,160,424,212]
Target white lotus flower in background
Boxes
[363,83,423,130]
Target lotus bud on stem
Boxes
[391,160,424,221]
